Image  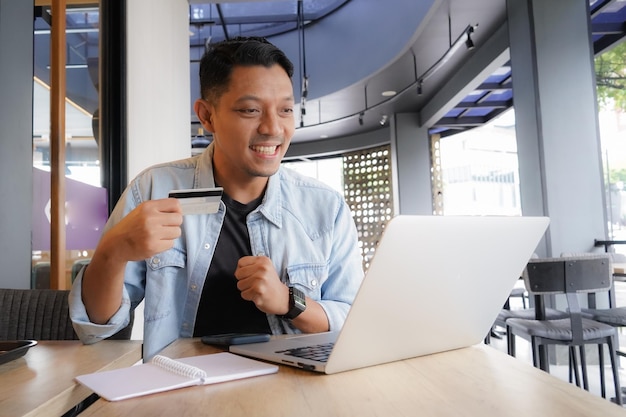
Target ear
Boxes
[194,99,215,133]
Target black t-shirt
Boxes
[193,191,271,337]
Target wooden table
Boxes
[81,338,626,417]
[0,340,142,417]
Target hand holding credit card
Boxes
[168,187,223,215]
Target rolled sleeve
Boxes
[318,300,352,331]
[69,272,132,344]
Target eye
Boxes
[237,108,260,115]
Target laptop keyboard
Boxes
[276,342,335,362]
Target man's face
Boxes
[199,64,295,181]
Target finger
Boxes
[237,255,261,268]
[234,256,263,281]
[157,224,182,240]
[236,272,263,291]
[239,283,265,303]
[155,197,183,214]
[160,211,183,227]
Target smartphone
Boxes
[201,332,271,346]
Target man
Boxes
[69,36,364,359]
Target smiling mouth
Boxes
[250,145,279,155]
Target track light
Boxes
[416,24,477,95]
[358,112,364,126]
[465,26,475,50]
[379,115,388,126]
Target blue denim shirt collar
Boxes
[198,143,283,229]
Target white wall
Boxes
[126,0,191,180]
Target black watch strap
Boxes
[281,286,306,320]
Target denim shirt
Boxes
[69,144,364,359]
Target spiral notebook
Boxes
[75,352,278,401]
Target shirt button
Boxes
[151,257,160,266]
[311,279,318,287]
[204,243,210,250]
[190,284,197,291]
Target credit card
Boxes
[168,187,223,215]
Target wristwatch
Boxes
[281,286,306,320]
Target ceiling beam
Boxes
[476,82,512,90]
[590,0,617,18]
[455,100,511,109]
[592,22,626,35]
[433,106,509,128]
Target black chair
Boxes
[509,286,528,309]
[71,258,91,283]
[31,262,51,289]
[580,253,626,328]
[495,305,568,356]
[507,255,623,405]
[0,288,134,341]
[491,253,569,355]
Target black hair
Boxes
[198,36,294,104]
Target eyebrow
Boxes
[234,94,295,104]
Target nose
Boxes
[257,111,282,137]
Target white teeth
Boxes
[251,145,277,155]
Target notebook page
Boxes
[177,352,278,384]
[75,361,198,401]
[75,352,278,401]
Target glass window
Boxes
[596,41,626,244]
[32,5,102,288]
[282,157,344,193]
[437,109,521,216]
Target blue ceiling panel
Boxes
[443,108,465,118]
[34,0,626,143]
[463,108,494,117]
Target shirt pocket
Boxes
[286,264,327,301]
[146,246,186,271]
[144,246,186,321]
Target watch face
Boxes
[292,287,306,310]
[283,287,306,320]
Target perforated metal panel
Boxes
[430,134,443,215]
[343,145,394,270]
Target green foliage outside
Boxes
[596,42,626,189]
[609,167,626,186]
[595,41,626,112]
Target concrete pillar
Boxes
[391,113,434,215]
[507,0,606,256]
[0,0,34,288]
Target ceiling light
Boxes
[465,26,475,50]
[379,115,388,126]
[381,90,397,97]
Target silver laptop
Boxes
[230,215,549,374]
